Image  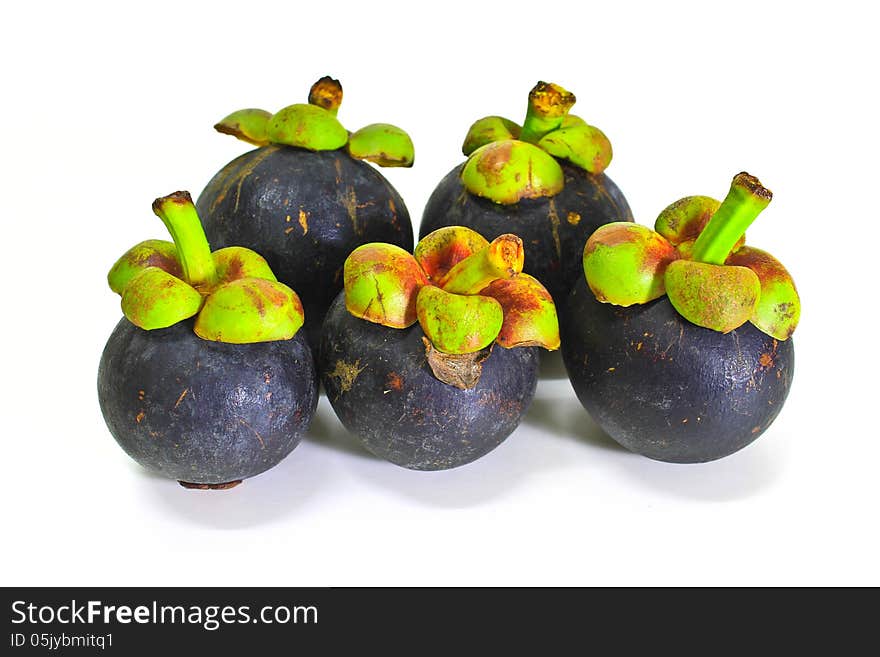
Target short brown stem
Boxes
[178,480,243,490]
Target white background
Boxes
[2,0,877,586]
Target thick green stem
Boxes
[519,82,576,143]
[308,76,342,116]
[152,192,217,289]
[690,173,772,265]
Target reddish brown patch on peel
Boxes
[480,275,560,349]
[419,241,474,281]
[639,233,679,277]
[243,283,266,316]
[415,228,488,282]
[584,223,640,252]
[475,141,513,186]
[759,353,774,368]
[222,255,245,281]
[726,247,792,286]
[386,372,404,391]
[256,278,291,307]
[142,252,182,279]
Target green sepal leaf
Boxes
[416,286,503,354]
[537,124,612,173]
[212,246,277,285]
[654,195,721,246]
[344,243,429,328]
[347,123,414,167]
[665,260,760,333]
[108,239,182,295]
[194,278,304,344]
[726,246,800,340]
[462,116,521,156]
[461,140,564,205]
[266,104,349,151]
[583,223,678,306]
[414,226,490,282]
[120,267,203,330]
[480,274,560,350]
[214,109,272,146]
[561,114,587,128]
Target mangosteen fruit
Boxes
[319,226,560,470]
[420,81,632,305]
[98,192,318,488]
[561,173,800,463]
[197,76,415,352]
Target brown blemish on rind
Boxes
[423,337,492,389]
[386,372,404,391]
[547,198,562,260]
[328,359,366,393]
[243,284,266,317]
[141,251,182,280]
[475,141,513,186]
[298,209,309,235]
[480,275,559,350]
[341,186,359,235]
[567,211,581,226]
[414,227,489,281]
[237,417,266,449]
[173,388,188,409]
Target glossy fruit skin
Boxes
[319,293,539,470]
[98,318,318,484]
[420,161,631,304]
[561,276,794,463]
[197,145,413,351]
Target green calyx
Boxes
[461,140,564,204]
[343,226,560,380]
[267,104,349,151]
[416,286,503,354]
[214,109,272,146]
[460,81,614,204]
[347,123,414,167]
[582,172,800,339]
[108,191,304,343]
[214,76,413,168]
[583,223,678,306]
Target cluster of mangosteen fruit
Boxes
[97,77,800,488]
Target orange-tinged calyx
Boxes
[582,172,799,339]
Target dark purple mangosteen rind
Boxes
[98,317,318,484]
[319,292,539,470]
[196,145,413,352]
[420,161,632,304]
[560,276,794,463]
